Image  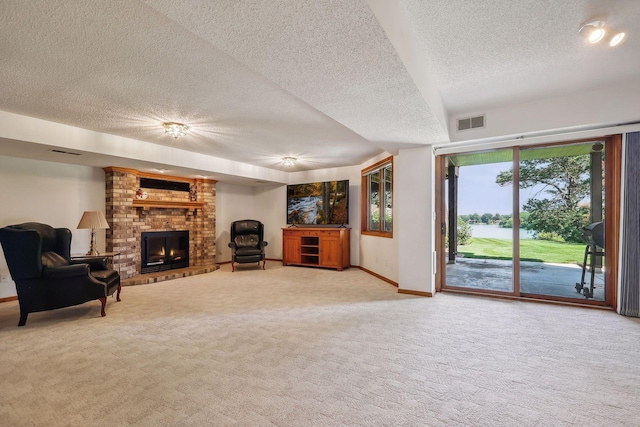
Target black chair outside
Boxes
[0,222,121,326]
[228,220,268,272]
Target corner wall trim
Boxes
[0,296,18,304]
[398,289,433,297]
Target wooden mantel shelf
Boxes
[132,200,204,210]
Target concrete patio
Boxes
[445,257,605,301]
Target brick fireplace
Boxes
[103,167,217,282]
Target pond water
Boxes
[469,223,534,240]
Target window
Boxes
[361,156,393,237]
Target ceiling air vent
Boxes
[457,115,485,132]
[50,149,81,156]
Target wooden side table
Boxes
[71,252,120,271]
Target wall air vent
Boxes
[50,149,81,156]
[457,115,485,132]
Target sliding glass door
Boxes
[439,138,619,306]
[518,142,606,301]
[444,149,515,294]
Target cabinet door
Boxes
[283,234,301,264]
[319,234,341,267]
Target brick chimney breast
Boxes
[103,167,216,280]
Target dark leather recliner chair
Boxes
[0,222,121,326]
[228,220,268,272]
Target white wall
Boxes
[0,152,406,298]
[218,166,366,267]
[215,182,287,263]
[397,146,436,294]
[215,183,258,263]
[254,184,287,260]
[0,161,288,294]
[449,81,640,143]
[357,154,398,282]
[0,155,105,298]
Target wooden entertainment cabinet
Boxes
[282,227,350,271]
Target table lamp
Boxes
[77,211,110,256]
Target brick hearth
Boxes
[103,167,217,281]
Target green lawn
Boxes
[457,237,585,264]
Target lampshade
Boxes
[77,211,109,256]
[77,211,110,230]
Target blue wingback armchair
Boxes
[0,222,121,326]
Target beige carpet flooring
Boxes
[1,263,639,426]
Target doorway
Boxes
[437,137,621,307]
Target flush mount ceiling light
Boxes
[282,156,297,167]
[163,122,189,138]
[579,19,626,47]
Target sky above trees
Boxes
[453,162,543,216]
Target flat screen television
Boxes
[287,180,349,225]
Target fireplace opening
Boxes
[141,231,189,273]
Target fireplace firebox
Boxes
[141,231,189,273]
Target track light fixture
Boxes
[579,20,606,44]
[579,19,626,47]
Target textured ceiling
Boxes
[0,0,638,177]
[0,0,386,171]
[141,0,447,148]
[403,0,640,114]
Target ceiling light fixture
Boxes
[163,122,189,138]
[579,19,626,47]
[579,20,606,44]
[282,156,297,167]
[609,31,626,47]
